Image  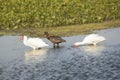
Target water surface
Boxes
[0,28,120,80]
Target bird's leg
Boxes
[57,43,59,48]
[53,43,56,48]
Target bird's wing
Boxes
[83,34,105,44]
[83,34,98,41]
[50,36,66,42]
[51,36,62,40]
[27,38,49,47]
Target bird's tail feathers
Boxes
[63,40,66,42]
[45,44,49,46]
[99,36,106,41]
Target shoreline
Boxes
[0,20,120,37]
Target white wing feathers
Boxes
[82,34,105,44]
[27,38,49,48]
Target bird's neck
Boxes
[23,36,28,44]
[77,42,85,45]
[45,34,50,39]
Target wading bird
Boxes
[44,32,66,48]
[74,34,106,47]
[20,35,49,50]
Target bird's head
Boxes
[44,32,49,37]
[20,35,24,40]
[73,43,79,48]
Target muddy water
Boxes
[0,28,120,80]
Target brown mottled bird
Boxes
[44,32,66,48]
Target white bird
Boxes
[74,34,106,47]
[20,36,49,50]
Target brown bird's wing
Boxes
[49,36,66,43]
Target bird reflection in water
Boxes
[24,48,48,63]
[81,45,105,56]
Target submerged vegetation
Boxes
[0,0,120,31]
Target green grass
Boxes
[1,20,120,37]
[0,0,120,30]
[0,0,120,37]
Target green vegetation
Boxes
[0,0,120,30]
[0,20,120,37]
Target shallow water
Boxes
[0,28,120,80]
